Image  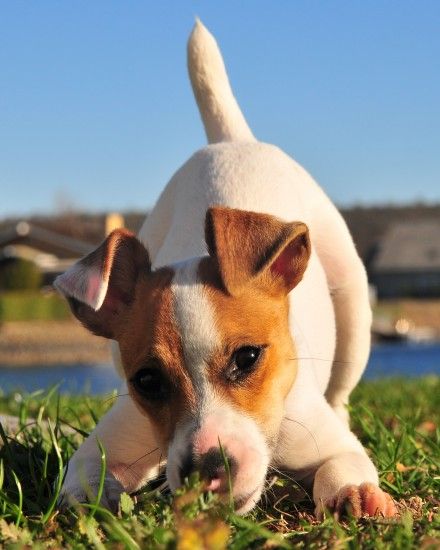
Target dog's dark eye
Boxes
[131,368,170,401]
[227,346,262,382]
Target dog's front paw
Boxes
[317,482,397,519]
[58,471,125,513]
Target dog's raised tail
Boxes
[188,19,255,144]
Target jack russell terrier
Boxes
[55,20,396,518]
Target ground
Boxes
[0,377,438,549]
[0,320,110,366]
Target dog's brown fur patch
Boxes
[117,268,196,448]
[198,257,297,442]
[205,206,310,296]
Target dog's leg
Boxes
[59,386,162,511]
[310,197,372,424]
[278,388,396,519]
[312,452,396,519]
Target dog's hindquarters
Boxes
[306,184,372,424]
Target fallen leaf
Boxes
[0,519,19,542]
[420,536,440,549]
[417,421,437,433]
[396,462,414,473]
[0,519,32,545]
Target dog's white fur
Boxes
[58,20,379,516]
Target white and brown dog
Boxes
[55,21,396,518]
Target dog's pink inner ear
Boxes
[54,229,151,338]
[270,232,310,292]
[205,206,311,295]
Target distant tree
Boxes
[0,258,42,291]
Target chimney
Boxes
[105,212,125,236]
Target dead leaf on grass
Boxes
[420,536,440,549]
[417,421,437,433]
[396,462,414,473]
[396,496,425,519]
[0,518,31,544]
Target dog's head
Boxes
[55,206,310,512]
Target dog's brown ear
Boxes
[205,206,311,295]
[54,229,151,339]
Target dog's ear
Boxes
[205,206,311,295]
[54,229,151,338]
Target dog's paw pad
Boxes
[323,482,397,519]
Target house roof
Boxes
[371,220,440,272]
[0,222,94,260]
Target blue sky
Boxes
[1,1,439,218]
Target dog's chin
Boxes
[233,483,265,514]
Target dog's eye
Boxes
[227,346,262,382]
[131,368,170,401]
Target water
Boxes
[0,342,439,395]
[364,342,440,379]
[0,363,122,395]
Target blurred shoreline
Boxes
[0,320,111,367]
[1,299,440,367]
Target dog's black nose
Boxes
[179,447,237,490]
[179,452,196,483]
[199,448,237,486]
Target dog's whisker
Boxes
[288,356,354,365]
[122,447,161,473]
[284,417,321,462]
[267,465,299,484]
[267,466,312,501]
[108,439,157,452]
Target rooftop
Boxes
[371,220,440,272]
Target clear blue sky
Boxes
[1,1,439,218]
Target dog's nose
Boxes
[179,447,237,491]
[179,452,196,483]
[199,448,237,491]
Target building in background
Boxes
[370,220,440,298]
[0,213,127,288]
[1,206,440,298]
[0,222,94,287]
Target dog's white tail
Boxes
[187,19,255,144]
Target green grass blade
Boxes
[11,470,23,526]
[89,438,107,519]
[218,437,234,511]
[41,419,64,524]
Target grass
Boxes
[0,291,70,322]
[0,378,438,549]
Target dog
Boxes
[55,20,396,518]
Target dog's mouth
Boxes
[167,460,265,514]
[187,466,265,514]
[200,477,264,514]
